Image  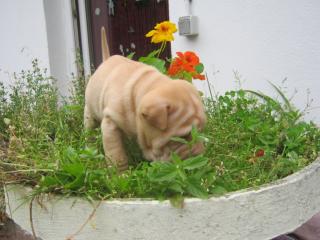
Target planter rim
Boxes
[5,156,320,240]
[6,156,320,204]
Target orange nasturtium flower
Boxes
[168,51,205,81]
[145,21,177,43]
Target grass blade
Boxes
[243,89,281,109]
[268,81,294,112]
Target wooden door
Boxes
[87,0,171,69]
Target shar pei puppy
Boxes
[84,28,206,171]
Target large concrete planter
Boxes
[5,157,320,240]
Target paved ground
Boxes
[0,217,42,240]
[274,213,320,240]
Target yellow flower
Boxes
[145,21,177,43]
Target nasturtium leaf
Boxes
[195,63,204,73]
[138,56,166,73]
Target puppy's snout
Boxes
[158,141,205,162]
[176,142,205,159]
[191,142,205,156]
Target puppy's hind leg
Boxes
[101,117,128,171]
[84,105,99,145]
[84,105,98,129]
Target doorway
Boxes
[86,0,171,69]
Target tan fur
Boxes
[84,28,206,171]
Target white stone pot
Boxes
[5,157,320,240]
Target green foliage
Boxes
[195,63,204,74]
[126,52,135,60]
[204,89,320,191]
[147,153,212,198]
[0,81,7,134]
[36,129,213,200]
[2,60,58,138]
[138,50,166,73]
[171,126,209,150]
[1,61,319,202]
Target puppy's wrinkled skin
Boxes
[84,28,206,171]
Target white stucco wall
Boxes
[0,0,77,96]
[1,1,319,122]
[0,0,50,86]
[169,0,320,123]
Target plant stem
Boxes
[4,169,54,173]
[205,72,214,102]
[157,41,167,58]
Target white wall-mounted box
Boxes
[178,15,199,36]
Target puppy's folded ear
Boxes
[140,102,170,131]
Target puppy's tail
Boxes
[101,27,110,62]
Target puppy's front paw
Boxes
[142,148,171,162]
[101,117,129,172]
[105,153,128,172]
